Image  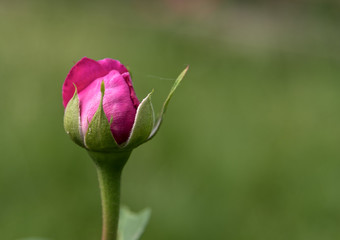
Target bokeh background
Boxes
[1,0,340,239]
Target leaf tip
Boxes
[184,65,189,72]
[100,80,105,96]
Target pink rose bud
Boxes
[63,57,139,145]
[63,57,188,152]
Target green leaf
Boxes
[85,81,120,151]
[148,66,188,140]
[64,86,84,147]
[118,206,151,240]
[124,91,154,149]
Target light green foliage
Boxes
[118,207,151,240]
[149,66,188,140]
[64,86,84,147]
[125,91,154,149]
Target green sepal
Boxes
[118,206,151,240]
[148,66,188,140]
[64,86,84,147]
[124,91,154,149]
[85,81,120,151]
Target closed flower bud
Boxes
[63,57,187,153]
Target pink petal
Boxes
[98,58,129,75]
[62,57,131,108]
[79,70,138,144]
[62,57,107,107]
[122,72,140,109]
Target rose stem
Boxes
[88,151,131,240]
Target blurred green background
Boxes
[1,0,340,239]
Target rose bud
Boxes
[63,57,188,153]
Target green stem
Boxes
[88,151,132,240]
